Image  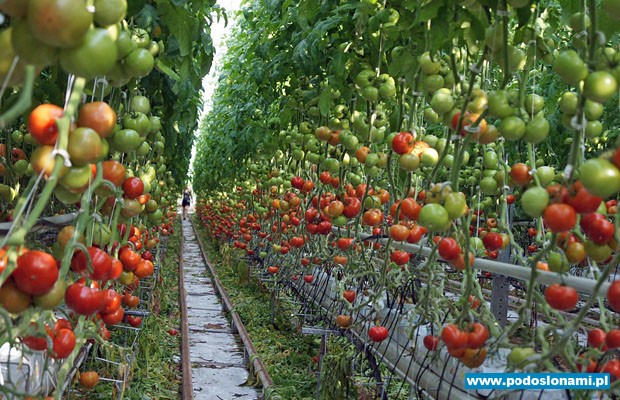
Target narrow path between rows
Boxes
[180,218,260,400]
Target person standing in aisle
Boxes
[182,186,192,220]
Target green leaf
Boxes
[282,0,293,14]
[297,0,320,29]
[155,0,193,57]
[515,4,532,27]
[418,0,446,23]
[127,0,148,17]
[156,59,180,81]
[318,89,332,117]
[135,4,159,28]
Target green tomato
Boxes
[444,192,467,219]
[111,129,142,152]
[499,116,526,141]
[548,251,569,273]
[430,88,454,115]
[553,50,588,85]
[584,240,612,262]
[54,185,81,204]
[523,115,549,144]
[60,164,92,192]
[361,86,379,102]
[487,90,515,118]
[508,347,536,369]
[11,17,58,66]
[424,107,440,123]
[583,71,618,103]
[480,176,498,195]
[131,28,150,48]
[535,166,555,187]
[585,121,603,139]
[420,148,439,167]
[470,237,484,251]
[419,51,441,75]
[123,112,151,136]
[442,154,454,168]
[13,159,28,175]
[136,141,151,157]
[423,74,444,94]
[115,30,135,60]
[123,48,154,78]
[93,0,127,27]
[398,153,420,171]
[60,28,117,79]
[68,127,102,166]
[584,100,604,121]
[580,158,620,198]
[558,91,578,114]
[323,157,340,174]
[521,186,549,217]
[524,94,544,115]
[482,151,498,169]
[418,203,450,232]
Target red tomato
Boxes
[13,251,58,295]
[441,324,468,351]
[438,237,460,261]
[423,335,439,351]
[565,181,603,214]
[79,371,100,389]
[466,323,489,349]
[343,290,356,303]
[392,132,415,154]
[482,232,503,252]
[588,328,607,350]
[101,160,127,188]
[70,246,112,281]
[303,275,314,284]
[389,224,410,242]
[510,163,532,186]
[54,318,72,332]
[605,329,620,349]
[291,176,304,189]
[102,289,122,314]
[407,224,425,244]
[336,237,354,251]
[390,250,410,265]
[544,284,578,311]
[52,328,76,359]
[368,326,389,342]
[101,306,124,325]
[600,359,620,381]
[122,177,144,199]
[543,203,577,233]
[580,213,614,244]
[22,333,50,351]
[608,280,620,312]
[28,104,64,145]
[77,101,117,138]
[64,282,105,315]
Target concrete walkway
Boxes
[181,218,260,400]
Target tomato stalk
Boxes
[4,77,86,246]
[0,65,35,128]
[497,233,557,346]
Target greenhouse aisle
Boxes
[181,218,260,399]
